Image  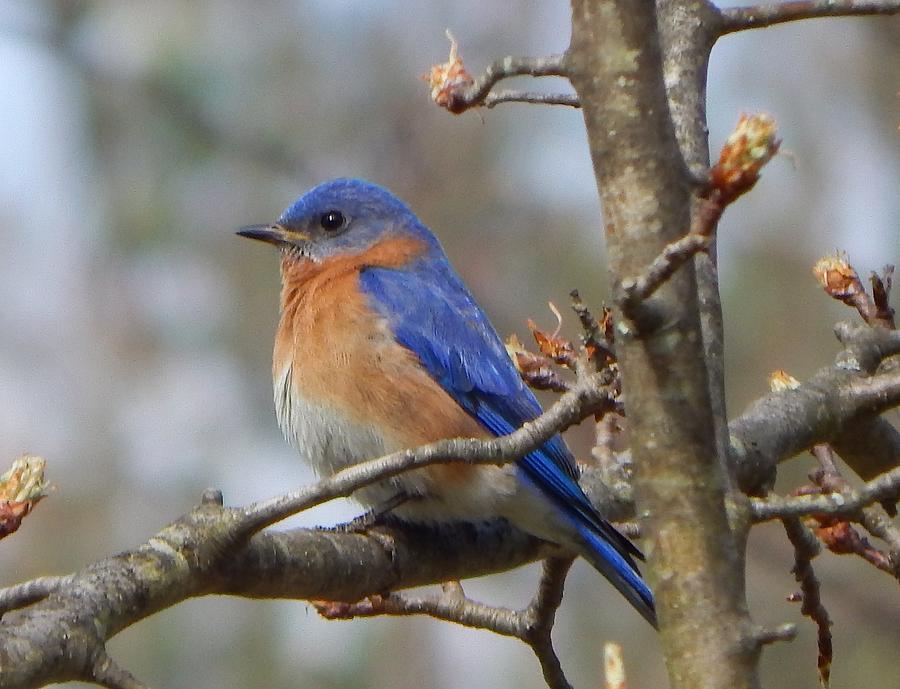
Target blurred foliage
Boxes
[0,1,897,688]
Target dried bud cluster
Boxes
[422,31,474,111]
[0,454,47,539]
[813,252,864,301]
[769,369,801,392]
[505,334,569,393]
[710,113,780,201]
[813,253,895,328]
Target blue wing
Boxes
[358,258,643,567]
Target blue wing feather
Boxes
[359,257,643,568]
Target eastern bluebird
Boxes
[238,178,655,626]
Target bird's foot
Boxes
[328,492,410,533]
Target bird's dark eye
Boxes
[319,210,346,232]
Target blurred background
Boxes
[1,1,897,687]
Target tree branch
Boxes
[91,653,153,689]
[239,371,615,534]
[656,0,734,499]
[782,516,833,686]
[484,91,580,109]
[310,558,577,689]
[424,33,569,114]
[620,232,713,306]
[217,521,555,602]
[730,324,900,493]
[620,111,780,310]
[750,466,900,521]
[719,0,900,35]
[0,576,69,617]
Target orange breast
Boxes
[273,237,488,485]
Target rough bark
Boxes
[565,3,759,688]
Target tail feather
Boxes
[576,523,657,628]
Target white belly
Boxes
[274,362,434,510]
[275,363,388,476]
[274,362,519,522]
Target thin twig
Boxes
[448,54,568,113]
[424,35,569,114]
[814,255,896,328]
[753,623,798,646]
[313,584,523,632]
[315,558,577,689]
[569,290,616,369]
[484,91,580,109]
[92,651,154,689]
[620,233,714,305]
[0,575,69,616]
[782,516,833,686]
[328,560,576,689]
[806,445,900,578]
[620,113,779,308]
[720,0,900,34]
[857,508,900,577]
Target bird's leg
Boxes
[328,492,411,533]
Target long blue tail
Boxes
[576,522,657,627]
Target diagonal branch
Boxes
[619,112,779,314]
[620,232,713,306]
[239,372,614,534]
[719,0,900,34]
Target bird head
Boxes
[237,178,440,263]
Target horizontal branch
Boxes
[218,520,556,602]
[719,0,900,34]
[448,54,567,113]
[484,91,580,109]
[730,323,900,493]
[750,466,900,521]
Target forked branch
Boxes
[423,32,572,113]
[315,558,577,689]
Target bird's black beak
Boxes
[236,223,292,246]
